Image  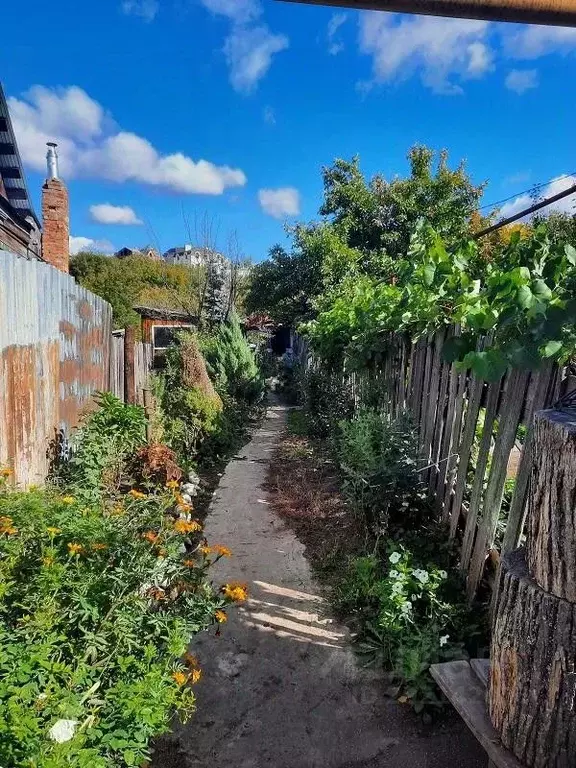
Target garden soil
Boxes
[154,400,485,768]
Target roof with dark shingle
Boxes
[0,82,39,227]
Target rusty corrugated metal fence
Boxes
[0,250,113,485]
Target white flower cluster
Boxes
[389,551,401,564]
[412,568,429,584]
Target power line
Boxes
[474,182,576,239]
[479,172,576,213]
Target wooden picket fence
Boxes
[296,328,563,599]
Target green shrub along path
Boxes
[156,399,485,768]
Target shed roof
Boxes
[133,305,198,322]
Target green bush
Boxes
[337,545,486,715]
[0,478,236,767]
[60,393,148,502]
[199,314,264,404]
[301,367,354,439]
[336,409,420,533]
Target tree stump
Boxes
[527,410,576,602]
[488,549,576,768]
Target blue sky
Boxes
[1,0,575,261]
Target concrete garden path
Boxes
[168,401,485,768]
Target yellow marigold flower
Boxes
[0,516,14,528]
[213,545,232,558]
[60,496,75,504]
[177,502,193,514]
[0,468,12,477]
[142,531,158,543]
[190,668,202,684]
[172,671,187,686]
[174,520,202,535]
[214,610,227,623]
[2,525,18,535]
[92,543,108,551]
[129,489,147,499]
[42,555,55,567]
[222,582,249,602]
[46,527,61,536]
[67,542,84,556]
[200,545,212,555]
[111,504,125,516]
[166,480,179,489]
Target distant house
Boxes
[115,245,160,260]
[163,244,221,267]
[0,83,41,260]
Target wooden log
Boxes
[526,409,576,602]
[489,548,576,768]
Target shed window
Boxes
[153,324,192,350]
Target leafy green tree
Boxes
[70,252,204,329]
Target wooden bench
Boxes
[430,660,525,768]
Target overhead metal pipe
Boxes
[277,0,576,27]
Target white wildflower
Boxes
[389,570,400,579]
[412,569,429,584]
[391,582,404,595]
[49,719,78,744]
[440,634,450,647]
[389,552,401,564]
[438,570,448,579]
[400,602,412,615]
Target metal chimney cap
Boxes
[46,142,60,180]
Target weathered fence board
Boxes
[0,250,112,486]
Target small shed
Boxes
[134,305,198,367]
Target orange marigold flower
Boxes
[129,489,147,499]
[2,525,18,535]
[172,671,187,686]
[142,531,158,543]
[213,545,232,558]
[0,468,12,477]
[174,520,202,535]
[177,503,193,514]
[214,610,227,623]
[190,668,202,684]
[67,542,84,556]
[222,582,248,602]
[184,652,199,668]
[166,480,179,489]
[200,545,212,555]
[0,516,14,532]
[60,496,75,504]
[183,558,196,567]
[92,543,108,551]
[46,527,61,536]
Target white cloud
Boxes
[505,69,538,94]
[504,171,531,186]
[121,0,159,22]
[224,25,289,93]
[200,0,288,92]
[502,24,576,59]
[69,236,115,255]
[200,0,260,23]
[90,203,143,225]
[258,187,300,219]
[328,12,347,55]
[263,106,276,125]
[498,175,576,220]
[359,12,492,94]
[8,85,246,195]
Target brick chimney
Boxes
[41,143,69,273]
